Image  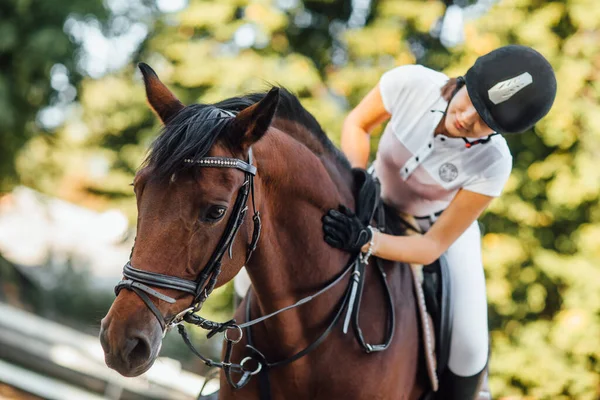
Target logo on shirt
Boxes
[439,163,458,182]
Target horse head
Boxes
[99,63,279,377]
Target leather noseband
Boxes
[115,148,260,331]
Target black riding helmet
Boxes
[462,45,557,134]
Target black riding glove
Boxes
[322,205,372,253]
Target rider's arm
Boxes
[366,189,494,265]
[341,83,391,169]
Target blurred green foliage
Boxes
[2,0,600,397]
[0,0,109,190]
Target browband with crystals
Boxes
[184,148,256,175]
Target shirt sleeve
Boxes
[463,155,513,197]
[379,65,431,115]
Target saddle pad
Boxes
[411,264,439,392]
[400,213,439,392]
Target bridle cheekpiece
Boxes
[115,147,260,333]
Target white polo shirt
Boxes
[373,64,513,217]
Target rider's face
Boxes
[444,86,494,139]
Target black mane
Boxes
[144,88,350,178]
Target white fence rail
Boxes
[0,302,217,399]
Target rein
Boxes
[114,145,395,398]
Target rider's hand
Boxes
[322,205,372,253]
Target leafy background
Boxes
[1,0,599,398]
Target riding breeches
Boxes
[417,218,489,377]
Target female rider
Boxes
[321,45,557,399]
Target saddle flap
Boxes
[352,168,379,224]
[411,264,439,392]
[412,257,455,395]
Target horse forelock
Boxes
[143,104,234,180]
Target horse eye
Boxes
[204,206,227,222]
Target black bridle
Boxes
[115,148,261,332]
[114,139,395,398]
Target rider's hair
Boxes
[440,77,465,102]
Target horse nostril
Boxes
[126,335,152,367]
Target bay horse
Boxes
[99,63,426,399]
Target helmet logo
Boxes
[488,72,533,105]
[439,163,458,182]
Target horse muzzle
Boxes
[99,300,163,377]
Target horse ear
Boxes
[232,87,279,148]
[138,63,185,124]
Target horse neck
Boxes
[244,125,355,339]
